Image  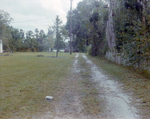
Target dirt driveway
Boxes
[82,54,139,119]
[38,53,140,119]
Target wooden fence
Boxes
[105,52,150,71]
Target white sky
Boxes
[0,0,82,34]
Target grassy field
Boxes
[1,52,149,118]
[88,55,150,118]
[0,52,75,118]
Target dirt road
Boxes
[82,54,139,119]
[39,53,140,119]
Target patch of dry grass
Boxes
[87,54,150,118]
[0,52,75,118]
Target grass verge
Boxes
[0,52,75,118]
[87,54,150,118]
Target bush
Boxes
[87,46,92,55]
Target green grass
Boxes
[87,54,150,118]
[0,52,75,118]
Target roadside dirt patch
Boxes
[52,53,102,119]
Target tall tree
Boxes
[0,10,12,39]
[37,29,46,51]
[106,0,116,51]
[35,28,39,40]
[54,15,62,57]
[0,10,13,50]
[25,30,38,52]
[69,0,73,54]
[7,27,23,52]
[46,27,54,51]
[66,0,108,54]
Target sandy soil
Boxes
[82,54,140,119]
[52,53,96,119]
[37,53,140,119]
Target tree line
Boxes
[113,0,150,67]
[66,0,109,55]
[0,10,66,52]
[65,0,150,68]
[1,0,150,67]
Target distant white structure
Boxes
[0,40,3,53]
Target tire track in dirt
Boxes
[53,53,87,119]
[82,54,140,119]
[37,53,140,119]
[35,53,100,119]
[53,53,103,119]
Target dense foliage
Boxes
[66,0,108,56]
[65,0,150,68]
[113,0,150,67]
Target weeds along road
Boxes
[38,53,140,119]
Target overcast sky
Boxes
[0,0,82,34]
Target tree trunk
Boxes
[56,17,59,57]
[69,0,73,55]
[142,0,146,29]
[106,0,116,51]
